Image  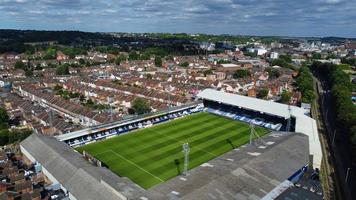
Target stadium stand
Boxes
[204,100,287,131]
[20,134,147,200]
[197,89,322,169]
[56,103,204,147]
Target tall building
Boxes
[270,52,279,59]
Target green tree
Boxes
[69,92,80,98]
[296,66,315,103]
[271,58,295,70]
[203,69,213,76]
[146,74,153,79]
[0,127,32,146]
[337,64,351,70]
[279,54,292,63]
[62,47,76,59]
[180,61,189,67]
[128,52,140,60]
[86,99,94,105]
[132,98,151,115]
[0,129,9,146]
[233,69,250,79]
[56,64,69,75]
[243,51,257,57]
[154,56,162,67]
[301,90,315,103]
[47,62,57,68]
[0,107,9,126]
[312,53,321,60]
[217,59,231,64]
[326,53,336,59]
[7,129,32,144]
[25,69,33,77]
[302,59,356,160]
[79,95,85,102]
[44,48,57,59]
[62,47,86,59]
[257,89,269,99]
[25,49,34,56]
[35,63,43,70]
[79,58,85,65]
[14,61,25,69]
[280,90,291,104]
[166,55,174,61]
[341,57,356,66]
[267,68,280,79]
[140,53,151,60]
[115,55,127,65]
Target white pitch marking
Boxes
[109,150,164,182]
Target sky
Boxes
[0,0,355,38]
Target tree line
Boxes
[0,107,32,146]
[296,66,315,103]
[310,62,356,158]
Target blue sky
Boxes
[0,0,355,37]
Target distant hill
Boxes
[0,29,200,55]
[1,29,355,54]
[0,29,110,44]
[0,29,115,53]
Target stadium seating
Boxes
[205,101,285,131]
[67,105,203,147]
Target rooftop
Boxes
[20,133,146,200]
[220,63,239,68]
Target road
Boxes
[314,75,355,200]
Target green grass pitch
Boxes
[76,112,269,189]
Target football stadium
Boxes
[20,89,323,200]
[76,112,268,189]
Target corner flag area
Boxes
[76,112,268,189]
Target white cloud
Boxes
[0,0,354,37]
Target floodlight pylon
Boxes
[182,143,190,176]
[249,122,266,146]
